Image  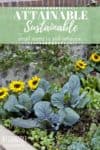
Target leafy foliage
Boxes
[52,75,89,109]
[28,128,55,150]
[58,108,80,126]
[4,93,32,117]
[0,45,100,150]
[39,79,51,92]
[67,142,88,150]
[1,75,91,130]
[31,88,45,104]
[81,75,100,92]
[51,92,64,108]
[81,88,100,110]
[4,95,19,113]
[0,47,38,71]
[34,102,52,120]
[12,118,40,129]
[91,127,100,150]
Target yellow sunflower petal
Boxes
[28,76,40,90]
[75,60,87,70]
[0,87,8,100]
[9,80,25,93]
[90,53,100,63]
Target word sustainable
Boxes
[15,9,88,34]
[1,7,100,44]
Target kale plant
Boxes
[2,75,89,131]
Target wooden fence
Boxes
[0,0,100,7]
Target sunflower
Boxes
[9,80,25,93]
[90,53,100,63]
[0,87,8,100]
[28,76,40,90]
[75,60,87,71]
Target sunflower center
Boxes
[79,63,84,66]
[14,84,21,88]
[32,80,38,85]
[94,55,99,59]
[0,91,4,96]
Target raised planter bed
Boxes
[0,125,36,150]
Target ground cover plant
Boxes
[0,45,100,150]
